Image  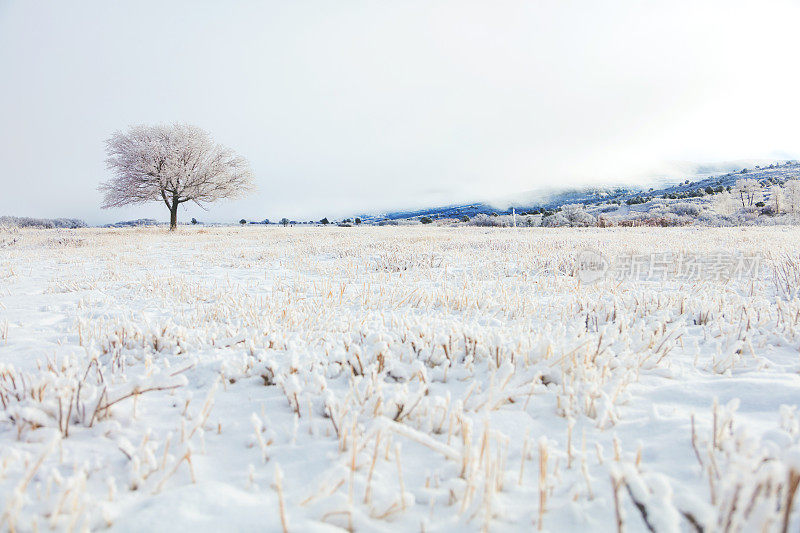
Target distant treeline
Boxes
[0,216,88,229]
[103,219,159,228]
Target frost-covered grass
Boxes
[1,225,800,531]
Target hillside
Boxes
[363,161,800,223]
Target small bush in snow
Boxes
[670,202,702,217]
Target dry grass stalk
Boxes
[268,463,288,533]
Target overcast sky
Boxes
[1,1,799,224]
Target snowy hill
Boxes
[362,161,800,223]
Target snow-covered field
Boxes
[2,225,800,532]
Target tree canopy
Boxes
[100,123,254,229]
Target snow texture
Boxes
[1,225,800,532]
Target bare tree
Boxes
[770,184,785,214]
[99,124,255,230]
[733,178,762,209]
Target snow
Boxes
[1,225,800,531]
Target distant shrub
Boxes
[460,215,470,222]
[626,196,650,205]
[355,217,361,225]
[466,214,508,227]
[191,218,198,225]
[420,216,433,224]
[239,219,247,225]
[320,218,329,225]
[617,216,691,227]
[670,202,702,217]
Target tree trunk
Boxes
[169,204,178,231]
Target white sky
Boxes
[1,0,800,224]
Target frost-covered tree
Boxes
[561,203,596,226]
[541,212,570,227]
[99,124,255,230]
[770,185,785,214]
[712,191,740,217]
[784,180,800,214]
[733,179,762,209]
